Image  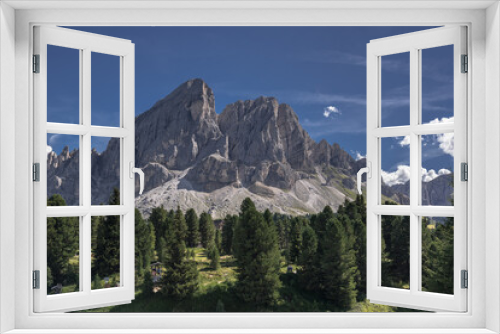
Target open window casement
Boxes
[33,26,140,312]
[364,26,467,312]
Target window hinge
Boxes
[461,270,468,289]
[33,270,40,289]
[461,54,468,73]
[461,162,468,181]
[33,54,40,73]
[33,163,40,182]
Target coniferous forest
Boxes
[46,190,453,312]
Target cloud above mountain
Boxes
[382,165,452,186]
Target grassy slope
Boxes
[79,248,402,313]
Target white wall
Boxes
[0,2,16,333]
[485,2,500,333]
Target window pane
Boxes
[46,216,80,295]
[91,52,120,127]
[421,216,454,294]
[47,45,80,124]
[47,133,80,206]
[421,45,454,124]
[381,52,410,127]
[421,134,454,206]
[91,137,121,205]
[381,215,410,289]
[92,215,121,290]
[381,137,410,204]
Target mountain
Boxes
[46,79,453,218]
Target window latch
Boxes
[356,161,371,195]
[130,162,144,194]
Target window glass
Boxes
[421,216,454,294]
[47,133,80,206]
[47,45,80,124]
[46,215,80,295]
[381,137,410,204]
[91,52,121,127]
[91,215,121,290]
[421,45,454,124]
[381,215,410,289]
[421,134,454,206]
[91,137,121,206]
[381,52,410,127]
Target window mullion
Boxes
[82,47,92,294]
[409,47,420,294]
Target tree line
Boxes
[47,191,453,308]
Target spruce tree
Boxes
[135,208,152,276]
[185,208,199,248]
[289,218,303,263]
[221,215,237,255]
[142,270,154,297]
[209,246,221,270]
[424,218,454,294]
[150,205,168,260]
[305,206,334,292]
[162,207,198,299]
[47,194,79,287]
[199,212,215,250]
[94,188,121,278]
[215,229,222,253]
[298,225,318,285]
[322,218,357,310]
[233,198,281,308]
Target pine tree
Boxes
[162,207,198,299]
[221,215,237,255]
[210,246,221,270]
[298,225,317,286]
[289,218,303,263]
[135,208,152,277]
[233,198,281,308]
[215,229,222,253]
[47,194,79,287]
[322,218,357,310]
[199,212,215,250]
[424,217,454,294]
[185,208,199,248]
[150,205,168,260]
[389,215,410,286]
[94,188,121,278]
[304,206,334,292]
[142,270,154,297]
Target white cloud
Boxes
[399,135,410,147]
[323,105,341,118]
[429,116,455,156]
[355,151,366,161]
[383,166,452,186]
[422,168,451,182]
[381,165,411,186]
[46,145,53,154]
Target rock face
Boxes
[47,78,442,217]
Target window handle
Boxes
[129,162,145,195]
[356,162,371,195]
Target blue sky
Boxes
[47,26,455,184]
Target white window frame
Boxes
[366,26,467,312]
[33,26,136,312]
[0,1,499,333]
